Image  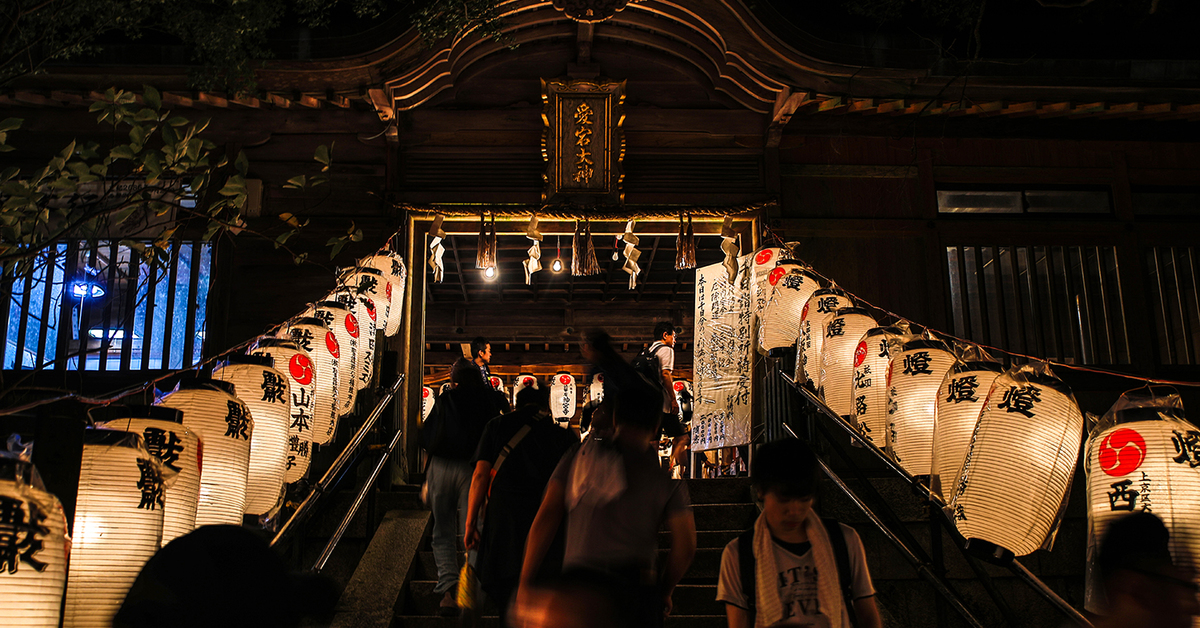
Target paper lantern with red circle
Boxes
[852,327,913,449]
[250,338,319,481]
[330,286,377,392]
[588,373,604,404]
[489,375,507,395]
[63,429,164,628]
[673,379,693,424]
[550,372,577,422]
[930,361,1004,501]
[304,300,358,416]
[156,377,252,527]
[796,288,853,386]
[359,250,407,337]
[91,405,202,545]
[280,317,340,446]
[816,307,878,417]
[0,453,68,628]
[949,363,1084,558]
[750,247,783,316]
[212,353,290,514]
[758,260,822,354]
[887,338,958,477]
[512,373,538,408]
[341,265,391,338]
[1083,389,1200,617]
[421,386,435,422]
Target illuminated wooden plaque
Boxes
[541,78,625,205]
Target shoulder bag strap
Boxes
[821,517,858,628]
[737,527,757,619]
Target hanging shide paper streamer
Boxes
[489,375,507,396]
[524,215,543,284]
[280,317,340,446]
[421,386,435,422]
[886,338,957,477]
[91,405,201,545]
[758,260,822,354]
[675,213,696,270]
[930,360,1004,501]
[720,215,739,284]
[950,362,1084,558]
[622,220,641,289]
[0,454,68,628]
[512,373,538,408]
[750,246,784,317]
[852,326,914,449]
[342,265,391,345]
[1083,388,1200,621]
[156,377,252,527]
[359,250,407,337]
[212,353,289,514]
[63,429,164,628]
[330,286,376,392]
[572,221,600,276]
[550,372,577,423]
[428,214,446,283]
[797,288,853,386]
[304,300,357,416]
[816,307,878,417]
[589,372,604,404]
[250,338,319,482]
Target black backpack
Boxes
[631,341,665,388]
[737,518,859,627]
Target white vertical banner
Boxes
[692,254,753,451]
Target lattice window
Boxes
[1145,246,1200,365]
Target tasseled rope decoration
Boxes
[572,220,601,276]
[675,212,696,270]
[523,215,543,285]
[475,213,497,269]
[720,215,739,284]
[622,219,641,289]
[428,214,446,283]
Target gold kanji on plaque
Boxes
[541,78,625,205]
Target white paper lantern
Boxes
[421,386,435,422]
[1083,392,1200,619]
[950,363,1084,557]
[852,327,913,449]
[887,339,957,477]
[758,260,822,354]
[359,250,407,337]
[550,372,577,422]
[440,382,454,396]
[673,379,693,424]
[0,455,68,628]
[488,375,507,395]
[63,429,164,628]
[212,353,289,514]
[304,300,358,416]
[330,286,377,392]
[589,373,605,404]
[250,338,319,482]
[817,307,878,416]
[156,378,252,527]
[280,317,341,446]
[341,265,391,351]
[797,288,853,385]
[930,361,1004,501]
[92,405,202,545]
[512,373,538,408]
[750,246,783,316]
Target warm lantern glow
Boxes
[816,307,877,417]
[250,338,319,482]
[758,260,822,354]
[750,247,783,316]
[421,386,435,422]
[280,317,341,447]
[852,327,914,449]
[1084,390,1200,619]
[91,405,202,545]
[213,353,290,513]
[358,250,407,337]
[156,378,252,527]
[304,300,358,416]
[512,373,538,408]
[0,455,68,628]
[887,339,957,477]
[489,375,506,395]
[588,373,604,404]
[930,361,1004,501]
[796,288,853,386]
[63,429,164,628]
[330,287,377,392]
[342,265,392,352]
[550,372,577,423]
[950,363,1084,558]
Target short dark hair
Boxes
[471,337,490,359]
[653,321,675,341]
[1098,512,1175,584]
[752,438,819,499]
[515,385,548,410]
[450,357,480,385]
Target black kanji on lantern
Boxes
[854,366,872,389]
[902,351,933,375]
[359,276,378,295]
[0,495,49,574]
[1171,429,1200,468]
[391,260,402,276]
[288,435,310,458]
[855,395,868,417]
[142,427,184,472]
[289,328,315,352]
[225,401,250,439]
[825,318,846,338]
[816,296,839,313]
[136,458,165,511]
[292,387,311,409]
[997,385,1042,418]
[1107,479,1139,511]
[781,274,805,290]
[877,340,890,358]
[291,409,311,433]
[261,371,287,404]
[314,310,335,327]
[945,375,981,404]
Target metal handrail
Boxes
[781,373,1094,628]
[271,373,406,548]
[781,423,987,628]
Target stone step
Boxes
[692,502,758,531]
[685,477,753,504]
[404,581,723,617]
[413,548,724,581]
[661,529,740,549]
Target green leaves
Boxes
[0,118,23,151]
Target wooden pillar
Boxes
[400,215,428,480]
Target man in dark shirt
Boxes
[464,386,578,621]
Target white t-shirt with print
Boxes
[716,523,875,627]
[652,342,674,412]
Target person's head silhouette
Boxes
[1095,512,1199,628]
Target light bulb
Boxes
[551,258,563,273]
[483,266,497,280]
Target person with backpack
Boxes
[632,321,690,468]
[717,438,881,628]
